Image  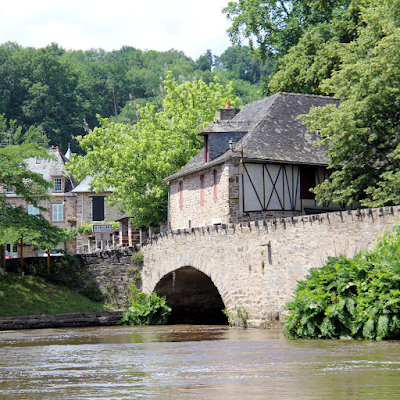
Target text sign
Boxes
[92,224,112,233]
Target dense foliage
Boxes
[285,224,400,340]
[299,0,400,207]
[0,43,265,153]
[66,73,238,226]
[119,285,171,326]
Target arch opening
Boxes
[154,266,228,325]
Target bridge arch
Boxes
[154,266,228,324]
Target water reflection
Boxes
[1,325,400,399]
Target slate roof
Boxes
[163,92,340,183]
[25,146,76,191]
[72,175,115,193]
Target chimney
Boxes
[216,102,240,121]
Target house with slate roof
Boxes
[3,146,77,257]
[163,92,352,230]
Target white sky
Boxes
[0,0,234,60]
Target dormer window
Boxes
[54,178,62,192]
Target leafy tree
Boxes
[300,0,400,207]
[66,72,238,227]
[285,224,400,340]
[223,0,351,58]
[0,144,67,270]
[268,0,365,95]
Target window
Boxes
[5,185,13,193]
[300,166,316,199]
[36,157,41,164]
[200,175,205,206]
[92,196,105,221]
[54,178,62,192]
[28,204,40,216]
[52,204,64,221]
[213,170,218,203]
[178,181,184,211]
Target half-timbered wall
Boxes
[238,162,349,218]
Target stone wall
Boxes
[0,311,123,330]
[169,162,231,229]
[141,206,400,327]
[75,192,124,252]
[78,251,140,308]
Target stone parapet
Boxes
[0,311,123,331]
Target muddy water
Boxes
[1,325,400,399]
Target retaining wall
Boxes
[0,311,123,330]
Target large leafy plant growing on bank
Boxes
[119,284,171,326]
[285,224,400,340]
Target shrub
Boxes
[80,283,104,302]
[284,225,400,340]
[131,251,144,266]
[119,284,171,325]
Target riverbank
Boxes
[0,310,123,330]
[0,274,111,317]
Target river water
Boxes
[1,325,400,399]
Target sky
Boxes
[0,0,234,60]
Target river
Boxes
[1,325,400,399]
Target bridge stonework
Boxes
[141,206,400,327]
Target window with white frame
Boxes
[54,178,62,192]
[5,185,13,193]
[28,204,40,216]
[52,204,63,221]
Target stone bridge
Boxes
[141,206,400,327]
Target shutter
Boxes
[200,175,205,206]
[213,170,218,202]
[178,182,184,211]
[92,196,105,221]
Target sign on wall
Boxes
[92,224,113,233]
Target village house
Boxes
[72,176,125,253]
[3,145,77,257]
[163,92,352,230]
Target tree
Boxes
[0,114,49,146]
[267,0,364,95]
[66,72,238,227]
[299,0,400,207]
[223,0,351,58]
[0,144,67,271]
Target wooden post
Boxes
[20,238,24,275]
[47,250,51,276]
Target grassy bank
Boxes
[0,274,111,317]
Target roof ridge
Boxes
[277,91,342,100]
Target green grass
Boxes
[0,274,111,317]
